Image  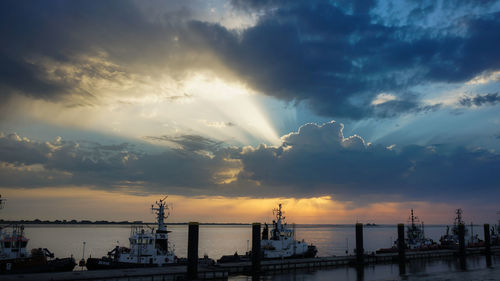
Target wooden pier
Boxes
[2,246,499,281]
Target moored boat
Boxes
[377,209,438,253]
[0,195,76,274]
[439,208,476,249]
[86,196,178,270]
[218,203,317,263]
[261,204,317,259]
[489,211,500,246]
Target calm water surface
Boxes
[23,224,480,259]
[21,224,497,280]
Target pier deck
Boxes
[2,247,499,281]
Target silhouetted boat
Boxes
[492,211,500,246]
[377,209,438,253]
[438,209,484,248]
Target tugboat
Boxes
[439,208,469,249]
[86,196,178,270]
[377,209,437,253]
[490,211,500,246]
[218,203,317,263]
[0,195,76,274]
[261,204,317,259]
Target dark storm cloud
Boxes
[234,122,500,201]
[2,0,500,119]
[223,1,500,118]
[0,132,236,193]
[1,122,499,203]
[0,0,207,102]
[459,92,500,107]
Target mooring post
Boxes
[458,223,466,270]
[355,223,364,265]
[397,223,406,275]
[484,223,491,267]
[252,222,261,275]
[187,222,199,280]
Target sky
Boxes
[0,0,499,224]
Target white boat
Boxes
[404,209,436,250]
[86,196,177,270]
[377,209,438,253]
[0,195,76,274]
[261,204,317,259]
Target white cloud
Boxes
[371,93,397,105]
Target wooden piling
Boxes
[397,223,406,275]
[187,222,199,280]
[252,223,261,275]
[458,223,466,270]
[484,223,492,267]
[355,223,364,265]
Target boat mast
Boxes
[455,209,463,226]
[273,204,285,232]
[0,194,5,210]
[152,196,170,232]
[411,209,415,227]
[497,211,500,232]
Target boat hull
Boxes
[86,257,159,270]
[0,257,76,274]
[218,246,317,264]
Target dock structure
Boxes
[3,247,499,281]
[2,222,500,281]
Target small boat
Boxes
[0,195,76,274]
[86,196,178,270]
[439,208,473,249]
[377,209,438,253]
[489,211,500,246]
[261,204,317,259]
[218,203,317,263]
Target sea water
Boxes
[20,224,499,280]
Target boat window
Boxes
[4,241,10,248]
[130,238,136,244]
[149,239,153,244]
[21,241,27,248]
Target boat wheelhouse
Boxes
[0,225,29,260]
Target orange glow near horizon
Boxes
[0,187,463,224]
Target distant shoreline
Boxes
[0,219,249,226]
[0,220,457,227]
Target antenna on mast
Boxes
[0,194,5,210]
[152,195,170,232]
